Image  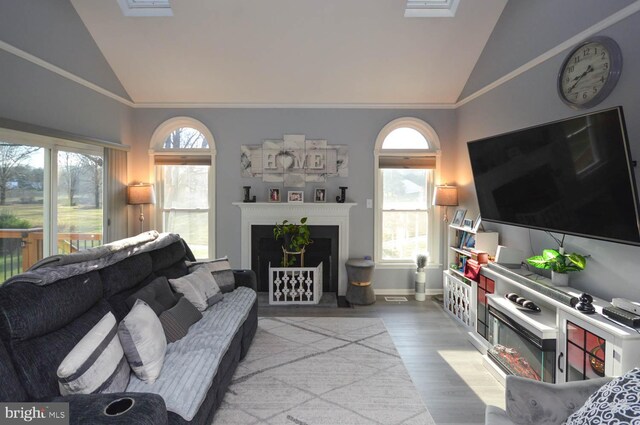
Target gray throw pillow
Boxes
[169,267,222,311]
[159,297,203,343]
[118,299,167,383]
[193,257,235,293]
[565,368,640,424]
[57,312,130,395]
[126,276,179,316]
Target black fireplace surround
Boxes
[251,225,339,293]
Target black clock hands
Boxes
[567,65,594,93]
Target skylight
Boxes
[118,0,173,17]
[405,0,460,18]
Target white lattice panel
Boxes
[269,262,323,305]
[443,271,472,327]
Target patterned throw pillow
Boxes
[57,312,130,395]
[565,368,640,424]
[118,299,167,383]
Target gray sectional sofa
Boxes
[0,232,257,425]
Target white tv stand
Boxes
[480,263,640,383]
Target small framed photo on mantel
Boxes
[288,190,304,203]
[314,188,326,203]
[268,188,281,203]
[451,208,466,227]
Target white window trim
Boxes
[373,117,442,268]
[149,117,216,259]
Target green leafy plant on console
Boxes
[273,217,312,266]
[526,249,586,274]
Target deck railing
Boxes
[0,229,102,282]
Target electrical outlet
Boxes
[366,199,373,208]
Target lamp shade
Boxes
[433,185,458,206]
[127,184,156,205]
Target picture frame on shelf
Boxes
[463,218,473,229]
[287,190,304,203]
[314,188,326,203]
[451,208,466,226]
[268,188,281,203]
[471,214,482,233]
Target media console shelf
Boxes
[480,263,640,384]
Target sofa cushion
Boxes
[0,271,103,342]
[126,276,179,316]
[118,300,167,383]
[0,341,27,402]
[192,257,235,293]
[159,297,203,343]
[100,253,153,298]
[169,267,221,311]
[8,300,112,400]
[565,368,640,424]
[57,312,130,396]
[150,240,188,273]
[125,287,257,421]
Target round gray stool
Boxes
[345,259,375,305]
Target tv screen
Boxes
[467,107,640,246]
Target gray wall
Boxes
[0,0,132,144]
[130,108,458,291]
[456,3,640,301]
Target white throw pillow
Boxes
[169,267,222,311]
[57,312,130,395]
[118,299,167,383]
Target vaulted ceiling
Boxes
[71,0,507,106]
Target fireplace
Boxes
[233,202,355,295]
[251,225,339,292]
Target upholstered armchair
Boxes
[485,375,612,425]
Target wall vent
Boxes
[405,0,460,18]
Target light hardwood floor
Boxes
[259,296,505,425]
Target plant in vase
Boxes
[526,248,586,285]
[273,217,312,266]
[415,254,428,301]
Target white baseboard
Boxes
[374,288,443,296]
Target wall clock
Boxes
[557,36,622,109]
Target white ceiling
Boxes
[71,0,507,106]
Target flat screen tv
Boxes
[467,106,640,246]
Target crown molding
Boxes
[131,102,456,110]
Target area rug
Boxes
[214,317,436,425]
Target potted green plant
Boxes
[415,254,428,301]
[273,217,312,266]
[526,248,586,286]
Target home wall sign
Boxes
[241,134,348,187]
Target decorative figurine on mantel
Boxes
[336,186,348,203]
[243,186,256,203]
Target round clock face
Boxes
[558,37,622,109]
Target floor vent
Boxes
[385,296,408,302]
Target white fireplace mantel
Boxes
[233,202,356,295]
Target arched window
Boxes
[374,118,440,265]
[150,117,216,260]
